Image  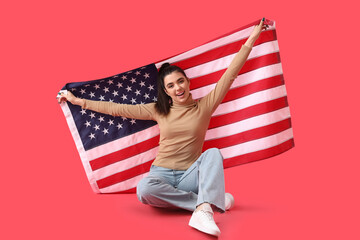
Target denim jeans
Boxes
[136,148,226,213]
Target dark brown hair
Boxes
[155,63,188,115]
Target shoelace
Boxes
[199,210,214,222]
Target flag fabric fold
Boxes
[59,18,294,193]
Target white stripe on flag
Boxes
[155,25,276,68]
[85,125,159,161]
[213,85,287,117]
[93,147,158,180]
[205,107,291,140]
[248,41,280,62]
[220,128,294,159]
[100,172,150,193]
[191,63,283,100]
[184,41,280,79]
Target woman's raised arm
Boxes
[200,18,268,113]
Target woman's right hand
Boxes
[58,91,82,105]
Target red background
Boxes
[1,0,359,239]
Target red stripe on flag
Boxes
[222,74,284,103]
[190,52,281,91]
[203,118,292,151]
[223,138,294,168]
[154,19,268,64]
[97,159,154,189]
[190,70,225,90]
[202,19,274,44]
[90,135,160,171]
[174,30,277,70]
[209,97,289,129]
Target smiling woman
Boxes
[58,18,268,237]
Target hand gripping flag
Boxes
[58,18,294,193]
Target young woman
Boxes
[59,18,267,236]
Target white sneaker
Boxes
[189,204,221,236]
[225,193,234,211]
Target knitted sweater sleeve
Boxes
[80,100,157,121]
[200,44,252,113]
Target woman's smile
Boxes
[176,91,185,97]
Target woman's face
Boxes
[163,71,190,105]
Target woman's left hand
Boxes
[244,18,269,48]
[249,18,269,41]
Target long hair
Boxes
[155,63,188,116]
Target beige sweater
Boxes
[81,45,252,170]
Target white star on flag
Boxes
[99,95,105,101]
[85,121,91,127]
[102,128,109,135]
[98,116,105,122]
[112,90,119,97]
[89,133,95,139]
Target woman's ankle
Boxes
[195,202,211,212]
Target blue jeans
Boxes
[136,148,226,213]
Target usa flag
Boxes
[59,18,294,193]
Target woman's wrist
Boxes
[244,36,256,48]
[74,97,85,106]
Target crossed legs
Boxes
[136,148,226,212]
